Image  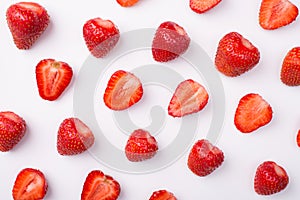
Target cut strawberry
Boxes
[190,0,222,14]
[168,79,209,117]
[149,189,177,200]
[103,70,143,110]
[117,0,139,7]
[280,47,300,86]
[81,170,120,200]
[297,130,300,147]
[234,93,273,133]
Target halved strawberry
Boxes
[57,118,95,155]
[149,190,177,200]
[117,0,139,7]
[0,111,26,152]
[280,47,300,86]
[296,130,300,147]
[168,79,209,117]
[259,0,298,30]
[190,0,222,14]
[6,2,50,49]
[36,59,73,101]
[234,93,273,133]
[81,170,120,200]
[12,168,47,200]
[125,129,158,162]
[103,70,143,110]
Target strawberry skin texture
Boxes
[281,47,300,86]
[152,21,190,62]
[149,190,177,200]
[190,0,222,14]
[254,161,289,195]
[83,18,120,58]
[215,32,260,77]
[6,2,50,49]
[188,139,224,177]
[0,111,26,152]
[117,0,139,7]
[81,170,120,200]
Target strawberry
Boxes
[190,0,222,14]
[36,59,73,101]
[152,21,190,62]
[296,130,300,147]
[259,0,298,30]
[149,190,177,200]
[234,93,273,133]
[57,118,95,155]
[280,47,300,86]
[117,0,139,7]
[104,70,143,110]
[254,161,289,195]
[12,168,47,200]
[83,17,120,58]
[215,32,260,77]
[81,170,120,200]
[0,111,26,152]
[125,129,158,162]
[6,2,49,49]
[187,139,224,177]
[168,79,209,117]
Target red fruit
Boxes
[234,93,273,133]
[254,161,289,195]
[0,111,26,152]
[83,17,120,58]
[57,118,95,155]
[190,0,222,14]
[117,0,139,7]
[36,59,73,101]
[12,168,47,200]
[6,2,49,49]
[104,70,143,110]
[259,0,298,30]
[296,130,300,147]
[152,21,190,62]
[125,129,158,162]
[81,170,120,200]
[168,79,209,117]
[215,32,260,77]
[149,190,177,200]
[187,139,224,177]
[280,47,300,86]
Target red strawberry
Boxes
[117,0,139,7]
[187,139,224,177]
[149,190,177,200]
[104,70,143,110]
[12,168,47,200]
[168,79,209,117]
[6,2,49,49]
[215,32,260,77]
[83,18,120,58]
[152,21,190,62]
[296,130,300,147]
[254,161,289,195]
[259,0,298,30]
[81,170,120,200]
[280,47,300,86]
[234,93,273,133]
[190,0,222,14]
[0,111,26,152]
[125,129,158,162]
[57,118,95,155]
[36,59,73,101]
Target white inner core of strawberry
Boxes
[274,164,285,177]
[241,37,253,50]
[26,175,42,193]
[95,18,113,28]
[174,24,186,36]
[74,119,92,137]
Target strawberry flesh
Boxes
[149,190,177,200]
[117,0,139,7]
[281,47,300,86]
[190,0,222,14]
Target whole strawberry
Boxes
[281,47,300,86]
[0,111,26,152]
[6,2,50,49]
[215,32,260,77]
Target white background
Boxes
[0,0,300,199]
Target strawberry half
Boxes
[259,0,298,30]
[36,59,73,101]
[149,190,177,200]
[215,32,260,77]
[296,130,300,147]
[152,21,190,62]
[168,79,209,117]
[57,118,95,155]
[83,17,120,58]
[104,70,143,110]
[0,111,26,152]
[254,161,289,195]
[125,129,158,162]
[12,168,47,200]
[190,0,222,14]
[280,47,300,86]
[6,2,50,49]
[187,139,224,177]
[234,93,273,133]
[117,0,139,7]
[81,170,121,200]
